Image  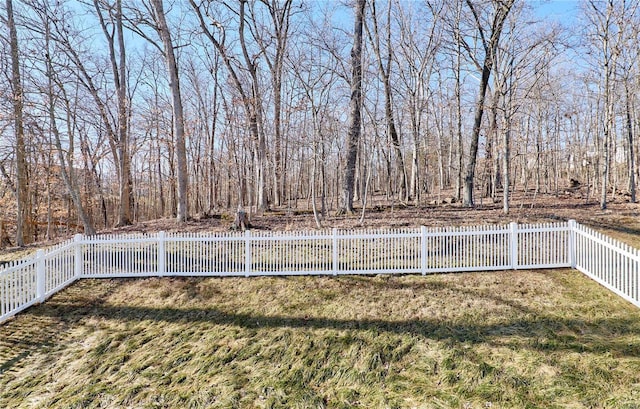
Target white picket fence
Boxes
[573,223,640,308]
[0,236,80,324]
[1,220,638,324]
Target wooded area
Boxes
[1,0,639,246]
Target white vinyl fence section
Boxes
[0,220,638,324]
[79,222,570,278]
[0,235,80,323]
[573,222,640,308]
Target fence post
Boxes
[245,230,251,277]
[510,222,518,270]
[568,219,576,268]
[421,226,427,275]
[332,228,338,275]
[74,234,83,279]
[36,250,46,303]
[158,231,166,277]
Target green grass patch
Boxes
[1,270,640,408]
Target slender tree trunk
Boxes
[410,133,419,202]
[151,0,188,222]
[238,1,268,211]
[366,0,408,202]
[601,69,612,210]
[340,0,366,214]
[95,0,133,226]
[484,93,497,198]
[463,64,492,207]
[455,61,463,202]
[462,0,513,207]
[321,142,327,216]
[7,0,32,246]
[503,122,511,214]
[625,82,636,203]
[209,71,220,213]
[311,139,322,229]
[59,1,132,227]
[115,0,133,226]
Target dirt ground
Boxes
[2,191,640,262]
[105,191,640,243]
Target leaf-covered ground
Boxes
[1,270,640,408]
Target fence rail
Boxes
[1,220,638,324]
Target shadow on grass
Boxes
[29,296,640,360]
[4,274,640,378]
[0,279,125,375]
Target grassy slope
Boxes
[1,271,640,409]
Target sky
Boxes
[529,0,580,22]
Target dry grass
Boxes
[2,270,640,408]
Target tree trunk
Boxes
[7,0,32,246]
[115,0,133,226]
[151,0,188,222]
[366,0,408,202]
[455,56,463,202]
[311,140,322,229]
[265,1,292,207]
[503,122,511,214]
[601,68,612,210]
[626,82,636,203]
[95,0,133,226]
[462,0,514,207]
[238,1,268,211]
[463,63,491,207]
[340,0,366,214]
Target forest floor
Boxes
[3,190,640,261]
[105,190,640,248]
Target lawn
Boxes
[1,270,640,409]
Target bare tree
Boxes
[460,0,515,207]
[491,5,562,213]
[610,1,640,203]
[42,11,96,235]
[588,1,616,210]
[94,0,134,226]
[394,1,443,204]
[6,0,32,245]
[250,0,294,207]
[138,0,189,222]
[365,0,407,202]
[190,0,269,211]
[340,0,366,214]
[43,2,136,228]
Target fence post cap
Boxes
[74,233,83,242]
[158,231,166,238]
[36,249,45,257]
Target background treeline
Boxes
[0,0,639,245]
